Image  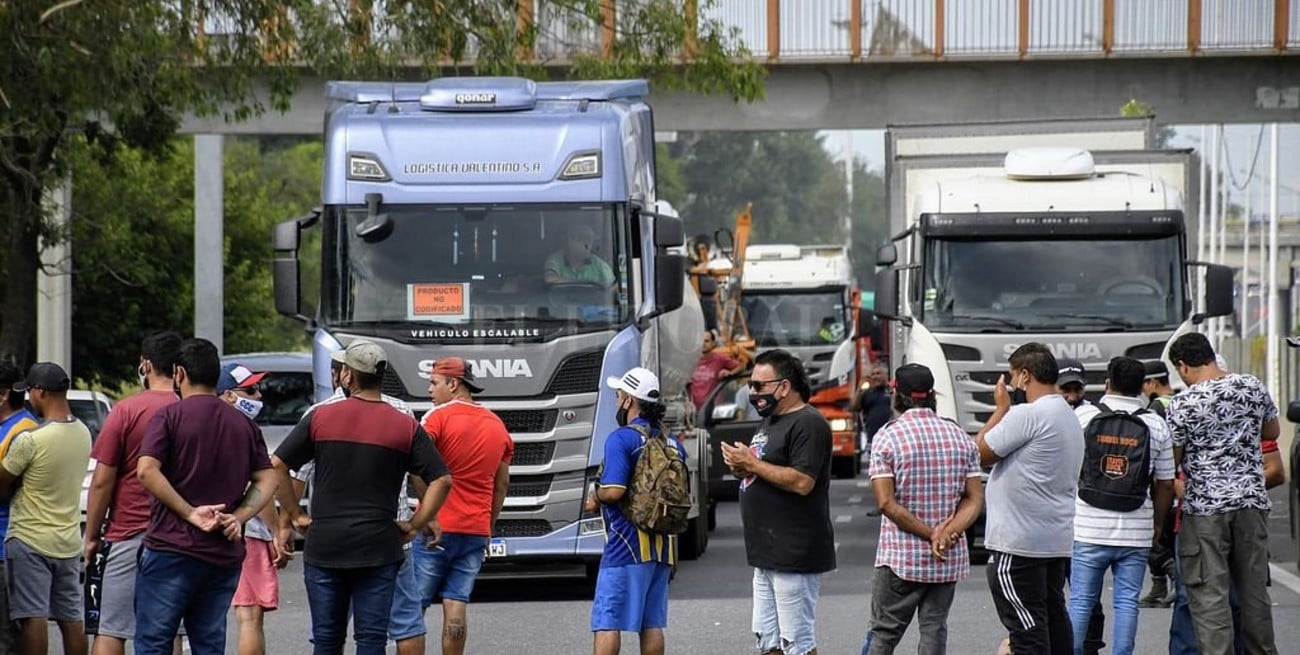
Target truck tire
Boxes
[707,499,717,531]
[680,513,709,560]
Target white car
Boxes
[71,390,114,523]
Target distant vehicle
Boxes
[72,390,114,526]
[220,352,315,457]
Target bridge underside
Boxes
[180,55,1299,134]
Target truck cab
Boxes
[272,77,711,568]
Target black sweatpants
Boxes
[986,551,1072,655]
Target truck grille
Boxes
[380,368,410,399]
[507,474,552,498]
[545,350,604,395]
[494,519,553,538]
[496,409,557,434]
[512,442,556,466]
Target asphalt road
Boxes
[97,477,1300,654]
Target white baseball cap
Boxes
[606,367,661,403]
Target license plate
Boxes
[487,539,507,558]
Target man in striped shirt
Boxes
[1069,356,1175,655]
[861,363,983,655]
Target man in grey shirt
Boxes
[975,343,1085,655]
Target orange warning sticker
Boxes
[408,283,470,320]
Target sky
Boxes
[821,124,1300,217]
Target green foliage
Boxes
[1119,98,1176,148]
[0,0,765,365]
[65,138,320,389]
[660,132,889,287]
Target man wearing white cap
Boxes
[585,367,686,655]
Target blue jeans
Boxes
[752,568,821,655]
[1068,543,1147,655]
[304,561,401,655]
[133,549,240,655]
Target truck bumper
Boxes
[479,518,607,572]
[831,430,858,457]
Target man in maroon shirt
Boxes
[134,338,277,655]
[83,331,183,655]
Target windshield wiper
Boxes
[1039,313,1136,328]
[949,314,1026,330]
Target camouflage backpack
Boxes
[622,424,693,535]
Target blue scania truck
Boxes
[271,77,712,572]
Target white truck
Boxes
[742,245,863,476]
[872,118,1235,555]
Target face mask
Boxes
[615,400,630,427]
[138,363,148,387]
[749,392,779,418]
[233,396,263,421]
[1008,374,1028,405]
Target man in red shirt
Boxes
[83,331,184,655]
[417,357,513,655]
[689,330,744,410]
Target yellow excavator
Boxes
[689,204,757,368]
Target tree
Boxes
[66,136,325,390]
[666,131,848,245]
[0,0,764,365]
[849,160,888,288]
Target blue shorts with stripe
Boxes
[590,562,672,633]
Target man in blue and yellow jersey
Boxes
[0,361,38,652]
[584,367,685,655]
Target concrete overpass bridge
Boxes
[181,0,1300,134]
[41,1,1300,368]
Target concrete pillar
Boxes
[194,134,224,354]
[36,178,72,372]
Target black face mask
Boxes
[1010,388,1028,405]
[749,392,779,418]
[615,402,630,427]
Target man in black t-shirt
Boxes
[857,363,891,446]
[272,340,452,654]
[722,349,835,655]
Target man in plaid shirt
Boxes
[861,364,984,655]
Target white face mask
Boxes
[233,396,264,421]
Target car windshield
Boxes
[69,399,108,441]
[921,236,1185,330]
[321,204,631,331]
[741,290,850,347]
[257,372,314,426]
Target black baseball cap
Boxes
[12,362,70,393]
[1058,358,1086,387]
[1143,360,1170,380]
[891,363,935,399]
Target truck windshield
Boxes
[320,204,630,329]
[921,236,1185,330]
[742,290,850,347]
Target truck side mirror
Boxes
[874,268,900,319]
[653,253,687,315]
[272,209,319,322]
[1194,263,1235,323]
[654,213,685,248]
[876,244,897,266]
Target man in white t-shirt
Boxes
[975,343,1084,655]
[1068,356,1175,655]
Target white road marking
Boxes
[1269,563,1300,597]
[855,480,871,488]
[848,495,863,504]
[835,515,853,524]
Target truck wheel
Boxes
[707,499,717,531]
[680,513,709,560]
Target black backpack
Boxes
[1079,403,1153,512]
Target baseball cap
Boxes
[1143,360,1170,380]
[330,340,388,375]
[13,362,71,393]
[217,364,267,394]
[430,357,484,393]
[1057,358,1086,387]
[606,367,661,403]
[891,363,934,399]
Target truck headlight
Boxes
[829,418,851,432]
[559,152,601,180]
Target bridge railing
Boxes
[200,0,1299,66]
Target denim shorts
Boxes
[414,533,489,606]
[752,568,822,655]
[388,546,425,641]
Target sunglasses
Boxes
[748,378,787,391]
